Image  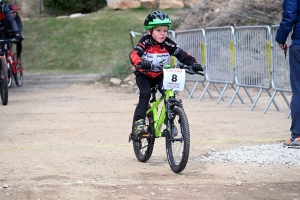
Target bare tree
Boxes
[40,0,44,11]
[39,0,44,18]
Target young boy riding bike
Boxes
[129,11,203,138]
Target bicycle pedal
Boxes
[16,65,22,70]
[162,129,169,137]
[137,131,151,138]
[139,133,150,138]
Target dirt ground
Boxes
[0,74,299,200]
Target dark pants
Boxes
[289,44,300,138]
[133,73,163,121]
[8,41,22,58]
[14,41,22,58]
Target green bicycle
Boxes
[129,64,203,173]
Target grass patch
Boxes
[22,8,184,78]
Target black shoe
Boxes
[134,119,148,138]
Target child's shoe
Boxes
[134,119,148,138]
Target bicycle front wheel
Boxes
[165,107,190,173]
[7,63,12,88]
[0,57,8,105]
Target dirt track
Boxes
[0,74,299,200]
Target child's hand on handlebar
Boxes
[192,63,203,72]
[14,34,24,41]
[178,63,204,76]
[138,60,162,71]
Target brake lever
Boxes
[186,69,204,76]
[198,71,204,76]
[184,65,204,76]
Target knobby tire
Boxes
[7,64,12,88]
[0,57,8,105]
[165,107,190,173]
[13,69,23,87]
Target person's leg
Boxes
[155,74,164,95]
[133,73,152,136]
[134,73,152,121]
[284,45,300,148]
[16,41,22,58]
[16,41,22,67]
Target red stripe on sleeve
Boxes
[130,50,142,66]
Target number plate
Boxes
[163,69,185,91]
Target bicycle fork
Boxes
[164,97,184,138]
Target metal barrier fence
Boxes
[199,26,238,103]
[175,29,207,100]
[129,25,292,117]
[228,26,279,111]
[263,25,292,118]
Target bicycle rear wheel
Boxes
[0,57,8,105]
[12,53,23,87]
[132,110,155,162]
[165,107,190,173]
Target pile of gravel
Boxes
[195,144,300,166]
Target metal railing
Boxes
[263,25,291,118]
[175,29,207,100]
[199,26,237,104]
[228,26,278,111]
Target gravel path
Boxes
[2,75,299,199]
[195,143,300,166]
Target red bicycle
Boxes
[7,39,23,87]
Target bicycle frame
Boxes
[146,89,175,137]
[8,42,21,74]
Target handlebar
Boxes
[136,63,204,76]
[177,63,204,76]
[0,38,21,43]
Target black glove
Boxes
[192,63,203,72]
[15,34,24,41]
[139,60,162,71]
[139,60,152,69]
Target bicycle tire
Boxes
[165,107,190,173]
[133,109,155,162]
[0,57,8,105]
[7,63,12,88]
[12,53,22,86]
[13,68,23,87]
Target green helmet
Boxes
[144,11,172,30]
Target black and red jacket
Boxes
[129,35,198,78]
[0,3,18,33]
